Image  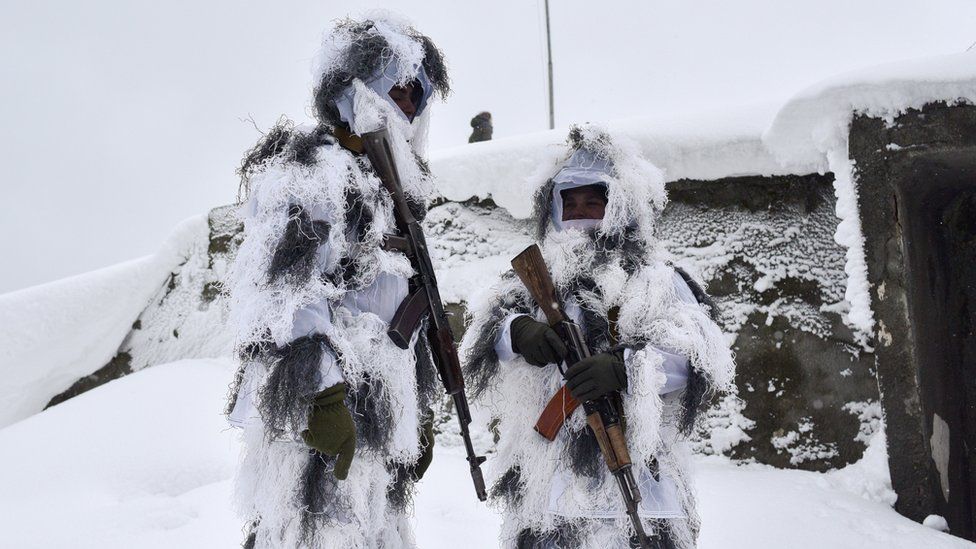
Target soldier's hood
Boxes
[549,148,613,232]
[310,15,449,136]
[533,124,668,248]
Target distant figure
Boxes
[469,111,493,143]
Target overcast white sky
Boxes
[2,0,975,293]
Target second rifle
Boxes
[511,243,652,549]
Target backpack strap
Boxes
[671,264,719,321]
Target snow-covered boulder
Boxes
[0,217,206,429]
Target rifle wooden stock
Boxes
[511,245,566,326]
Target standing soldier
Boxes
[225,15,451,548]
[462,125,735,548]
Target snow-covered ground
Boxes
[0,359,970,548]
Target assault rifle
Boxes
[361,128,487,502]
[511,244,651,548]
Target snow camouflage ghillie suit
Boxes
[224,16,449,549]
[461,125,736,549]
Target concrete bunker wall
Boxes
[852,101,976,539]
[662,174,877,470]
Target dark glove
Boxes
[510,315,568,367]
[301,383,356,480]
[411,417,435,481]
[565,350,627,402]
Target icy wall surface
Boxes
[662,174,877,471]
[425,175,879,471]
[423,199,534,304]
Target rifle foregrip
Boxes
[587,412,633,472]
[606,423,632,469]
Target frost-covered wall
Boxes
[662,175,877,470]
[35,184,880,472]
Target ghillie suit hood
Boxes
[461,125,735,549]
[312,14,449,151]
[226,14,446,549]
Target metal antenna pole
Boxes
[544,0,555,129]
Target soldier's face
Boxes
[388,83,417,121]
[561,185,607,221]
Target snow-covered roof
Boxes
[764,49,976,170]
[430,104,791,219]
[431,50,976,218]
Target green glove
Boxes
[565,350,627,402]
[301,383,356,480]
[510,315,568,367]
[411,417,435,481]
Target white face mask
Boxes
[559,218,602,231]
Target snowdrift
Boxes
[0,358,967,548]
[0,216,207,429]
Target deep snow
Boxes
[0,359,971,548]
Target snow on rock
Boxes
[770,417,841,466]
[692,393,756,456]
[827,147,875,345]
[425,201,534,303]
[763,50,976,344]
[660,187,847,340]
[826,426,898,507]
[116,207,237,374]
[0,216,206,429]
[925,515,952,533]
[843,400,884,445]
